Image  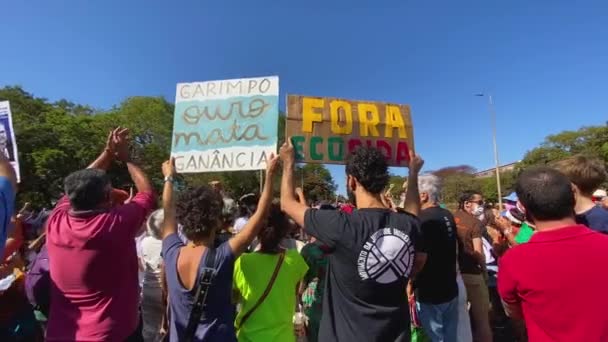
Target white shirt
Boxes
[234,217,249,234]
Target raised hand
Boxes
[112,127,130,162]
[105,129,116,153]
[408,151,424,174]
[266,153,280,175]
[162,158,176,178]
[279,138,295,167]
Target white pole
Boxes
[488,95,503,210]
[259,169,263,194]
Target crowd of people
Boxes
[0,126,608,342]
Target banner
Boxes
[286,95,414,167]
[0,101,20,182]
[171,76,279,173]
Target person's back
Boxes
[415,206,457,304]
[234,249,308,341]
[279,145,426,342]
[500,226,608,340]
[498,166,608,341]
[576,205,608,233]
[46,129,155,341]
[409,174,460,342]
[163,239,236,341]
[159,155,279,342]
[306,208,421,341]
[46,192,154,341]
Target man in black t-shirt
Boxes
[279,140,425,342]
[410,174,459,342]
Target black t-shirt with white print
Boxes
[304,208,423,342]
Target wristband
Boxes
[164,176,175,184]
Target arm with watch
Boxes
[161,159,178,239]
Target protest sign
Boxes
[0,101,20,182]
[286,95,414,167]
[171,76,279,173]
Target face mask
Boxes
[472,204,484,217]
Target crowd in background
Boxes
[0,127,608,342]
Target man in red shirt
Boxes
[498,167,608,341]
[46,128,155,341]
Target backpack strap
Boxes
[237,251,286,329]
[182,248,217,342]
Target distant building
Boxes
[474,162,519,178]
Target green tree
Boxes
[521,125,608,167]
[297,164,337,203]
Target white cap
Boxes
[593,189,607,198]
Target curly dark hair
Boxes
[258,204,290,253]
[345,146,390,194]
[176,186,224,242]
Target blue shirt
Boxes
[0,176,15,259]
[162,233,237,342]
[576,206,608,234]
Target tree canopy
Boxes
[3,85,606,208]
[0,86,338,208]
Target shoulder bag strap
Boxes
[182,248,218,342]
[237,251,286,329]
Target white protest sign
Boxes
[0,101,20,182]
[171,76,279,173]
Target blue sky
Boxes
[1,0,607,194]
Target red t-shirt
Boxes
[46,192,155,341]
[498,225,608,341]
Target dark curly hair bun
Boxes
[345,146,390,195]
[176,186,224,241]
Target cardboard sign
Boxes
[171,76,279,173]
[0,101,20,182]
[286,95,414,167]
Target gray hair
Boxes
[418,174,441,203]
[146,209,164,240]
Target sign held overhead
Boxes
[286,95,414,167]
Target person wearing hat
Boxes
[502,192,518,212]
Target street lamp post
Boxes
[476,93,503,210]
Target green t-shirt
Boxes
[233,249,309,342]
[515,222,534,244]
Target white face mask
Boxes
[472,204,484,217]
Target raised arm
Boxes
[280,139,309,227]
[295,187,307,206]
[114,128,153,194]
[402,152,424,216]
[161,159,177,239]
[229,154,279,256]
[88,128,122,170]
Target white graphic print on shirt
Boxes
[357,228,415,284]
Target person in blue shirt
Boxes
[554,155,608,233]
[0,151,17,264]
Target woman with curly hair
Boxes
[160,155,279,342]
